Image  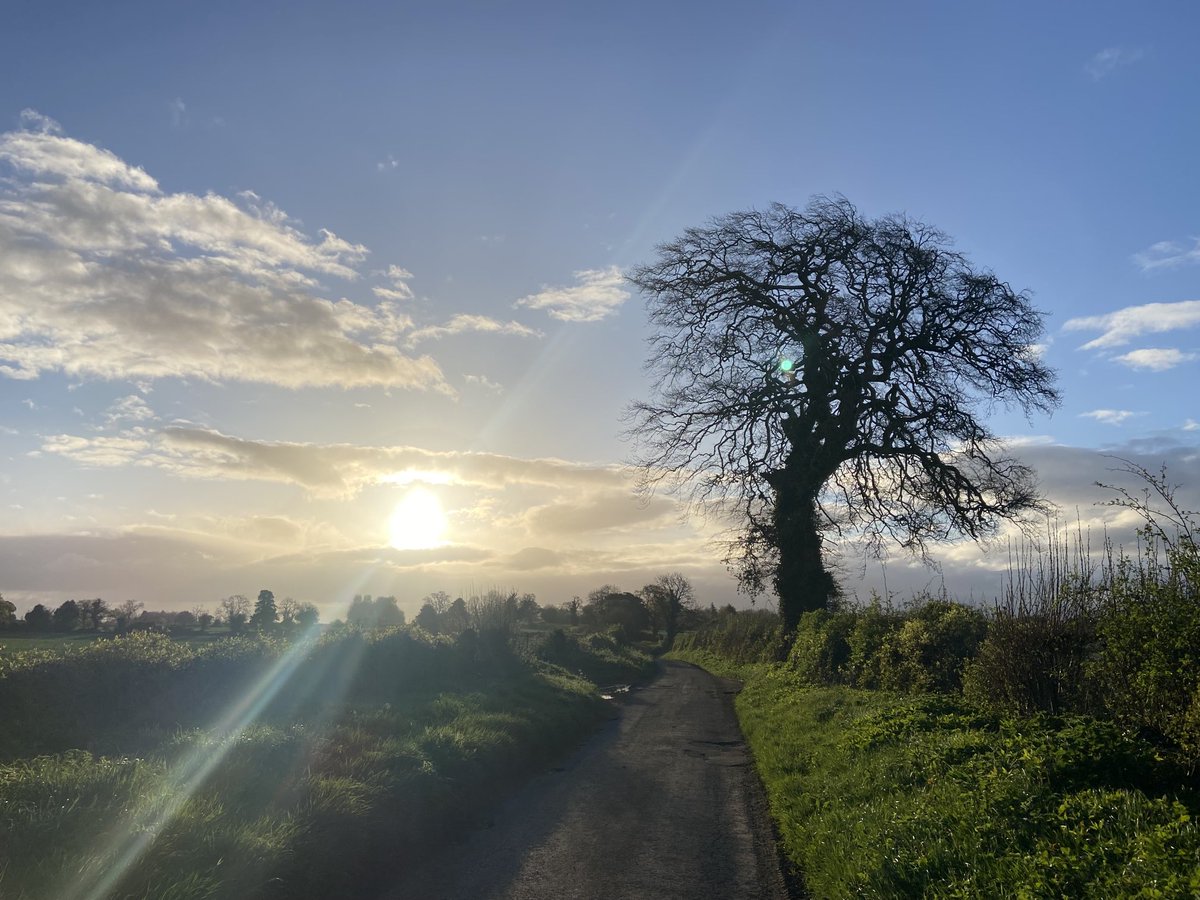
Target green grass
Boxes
[0,629,647,899]
[672,650,1200,899]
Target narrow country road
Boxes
[382,660,790,900]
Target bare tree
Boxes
[628,197,1059,630]
[114,599,144,632]
[219,594,250,632]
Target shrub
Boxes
[786,609,854,684]
[673,609,786,664]
[845,597,903,689]
[877,600,988,694]
[1089,539,1200,761]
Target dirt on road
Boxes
[382,659,791,900]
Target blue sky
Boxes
[0,1,1197,615]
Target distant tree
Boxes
[640,573,697,647]
[374,596,405,627]
[52,599,82,633]
[347,595,404,629]
[219,594,250,633]
[516,593,540,624]
[627,197,1059,630]
[443,597,469,633]
[114,599,144,632]
[73,598,108,632]
[0,595,15,630]
[584,586,650,638]
[24,603,52,632]
[295,603,320,628]
[568,595,581,624]
[250,589,278,630]
[413,601,440,633]
[172,610,196,632]
[425,590,452,615]
[278,596,299,627]
[187,605,213,631]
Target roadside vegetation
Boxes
[0,581,680,899]
[674,464,1200,897]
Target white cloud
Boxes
[1114,347,1197,371]
[515,265,630,323]
[1079,409,1141,426]
[1064,300,1200,350]
[407,315,542,345]
[1184,419,1200,432]
[463,373,504,393]
[0,114,448,391]
[1085,46,1145,80]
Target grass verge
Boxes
[671,649,1200,899]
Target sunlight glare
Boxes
[388,487,448,549]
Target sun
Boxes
[388,487,448,550]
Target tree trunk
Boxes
[771,481,836,632]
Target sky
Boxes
[1,0,1198,618]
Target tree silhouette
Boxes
[640,573,696,647]
[251,589,278,630]
[628,197,1059,630]
[24,603,52,632]
[52,599,82,632]
[0,595,15,630]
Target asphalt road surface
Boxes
[383,659,790,900]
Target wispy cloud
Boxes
[515,266,630,323]
[1079,409,1141,426]
[1063,300,1200,349]
[102,394,156,428]
[169,97,187,128]
[1114,347,1197,371]
[0,112,448,391]
[407,315,541,345]
[1085,46,1145,80]
[1134,238,1200,270]
[463,373,504,393]
[372,264,414,301]
[43,425,628,497]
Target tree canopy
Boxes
[627,197,1059,629]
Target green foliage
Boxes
[672,608,786,664]
[673,660,1200,899]
[0,602,662,899]
[876,600,988,694]
[1089,540,1200,761]
[844,597,903,688]
[785,609,854,684]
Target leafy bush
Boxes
[844,597,903,689]
[1089,540,1200,762]
[786,609,854,684]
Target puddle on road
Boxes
[599,684,632,701]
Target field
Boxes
[0,630,234,656]
[0,623,652,899]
